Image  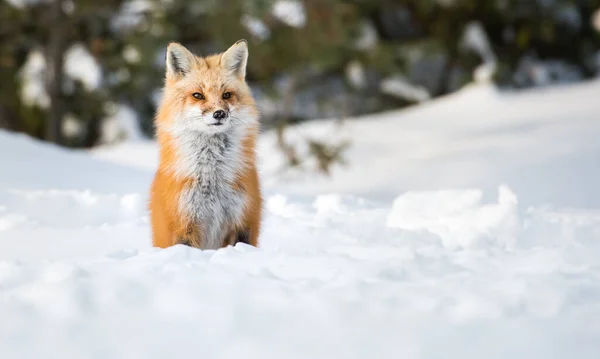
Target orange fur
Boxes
[149,40,262,249]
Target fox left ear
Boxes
[166,42,195,78]
[221,39,248,79]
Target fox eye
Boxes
[192,92,205,100]
[222,92,231,100]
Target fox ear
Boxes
[221,39,248,79]
[166,42,195,78]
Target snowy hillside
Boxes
[94,80,600,208]
[2,81,600,358]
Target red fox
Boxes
[149,39,262,249]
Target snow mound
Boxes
[387,185,519,249]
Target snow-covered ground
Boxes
[2,80,600,358]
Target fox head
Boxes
[158,40,258,135]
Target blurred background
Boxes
[1,0,600,169]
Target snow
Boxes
[3,0,48,9]
[514,55,584,87]
[380,75,431,102]
[256,80,600,208]
[354,20,379,50]
[18,44,102,110]
[0,130,150,194]
[3,79,600,358]
[18,49,50,109]
[387,185,519,250]
[122,45,141,64]
[271,0,306,28]
[62,113,83,138]
[99,103,144,144]
[110,0,153,32]
[556,4,581,29]
[461,21,498,83]
[593,8,600,33]
[64,43,102,91]
[241,14,271,41]
[345,60,367,89]
[62,0,75,14]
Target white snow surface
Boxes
[3,80,600,358]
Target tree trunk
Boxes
[81,116,102,148]
[45,0,67,145]
[0,104,18,131]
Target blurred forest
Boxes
[1,0,599,158]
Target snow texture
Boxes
[3,79,600,358]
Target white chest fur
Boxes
[174,131,247,249]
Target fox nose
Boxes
[213,110,228,120]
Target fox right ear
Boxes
[221,39,248,79]
[166,42,195,78]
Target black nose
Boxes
[213,110,228,120]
